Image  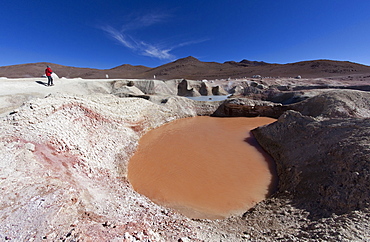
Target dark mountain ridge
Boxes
[1,56,370,80]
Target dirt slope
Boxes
[2,57,370,80]
[0,62,149,79]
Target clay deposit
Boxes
[128,116,277,220]
[0,74,370,241]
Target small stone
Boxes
[178,237,191,242]
[124,232,132,239]
[242,234,251,239]
[25,143,35,151]
[102,221,111,227]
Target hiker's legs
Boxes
[47,76,53,86]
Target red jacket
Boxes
[45,67,53,76]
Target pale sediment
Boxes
[0,78,370,240]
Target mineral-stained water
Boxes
[128,116,277,219]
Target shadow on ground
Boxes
[36,80,48,86]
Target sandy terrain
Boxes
[0,77,123,96]
[1,75,370,241]
[0,77,158,117]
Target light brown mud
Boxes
[128,116,277,219]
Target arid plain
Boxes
[1,58,370,241]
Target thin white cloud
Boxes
[122,13,170,31]
[140,41,175,60]
[175,39,209,48]
[100,13,207,61]
[101,25,175,60]
[100,25,134,50]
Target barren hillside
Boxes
[1,57,370,80]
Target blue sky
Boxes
[1,0,370,69]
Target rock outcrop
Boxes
[211,85,228,95]
[177,79,201,97]
[253,111,370,216]
[213,89,370,119]
[213,98,287,118]
[177,79,230,97]
[290,89,370,119]
[199,81,213,96]
[245,90,370,240]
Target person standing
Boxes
[45,65,53,86]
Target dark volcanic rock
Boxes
[177,79,201,97]
[199,81,212,96]
[211,86,228,95]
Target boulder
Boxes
[177,79,201,97]
[228,85,244,96]
[199,81,212,96]
[212,85,228,95]
[212,98,287,118]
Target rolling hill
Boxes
[1,57,370,80]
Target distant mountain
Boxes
[139,57,370,80]
[138,56,224,79]
[1,57,370,80]
[0,62,149,79]
[109,64,151,73]
[224,60,268,67]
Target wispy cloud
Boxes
[100,25,134,50]
[100,13,207,61]
[140,41,175,60]
[122,13,170,31]
[101,25,175,60]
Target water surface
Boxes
[185,95,230,101]
[128,116,277,219]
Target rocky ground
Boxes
[0,76,369,241]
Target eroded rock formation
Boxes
[289,89,370,119]
[213,98,287,118]
[253,111,370,216]
[1,77,370,241]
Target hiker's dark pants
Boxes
[47,76,53,86]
